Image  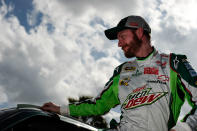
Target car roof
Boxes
[0,106,98,131]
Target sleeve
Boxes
[171,53,197,131]
[68,63,125,117]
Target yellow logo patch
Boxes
[124,66,136,72]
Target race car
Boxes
[0,104,99,131]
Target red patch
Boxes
[144,67,159,75]
[129,22,138,27]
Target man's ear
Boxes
[136,27,144,40]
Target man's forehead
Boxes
[118,29,132,35]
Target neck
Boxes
[135,41,153,58]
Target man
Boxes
[41,16,197,131]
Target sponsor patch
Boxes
[119,77,130,86]
[184,62,193,70]
[189,70,197,77]
[147,80,167,84]
[144,67,159,75]
[157,75,169,82]
[184,62,197,77]
[124,66,136,72]
[122,87,167,110]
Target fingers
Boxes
[40,102,53,111]
[40,102,60,114]
[42,102,53,107]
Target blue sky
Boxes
[3,0,42,32]
[1,0,197,124]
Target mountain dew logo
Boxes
[122,88,167,110]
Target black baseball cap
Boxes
[104,15,151,40]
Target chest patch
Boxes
[122,86,168,110]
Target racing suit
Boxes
[62,49,197,131]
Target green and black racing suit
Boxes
[62,49,197,131]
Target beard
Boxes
[124,32,142,58]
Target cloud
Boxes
[160,0,197,31]
[33,0,141,31]
[0,0,123,106]
[0,86,7,103]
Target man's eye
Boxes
[121,35,126,39]
[118,34,126,40]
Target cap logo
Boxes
[129,22,138,27]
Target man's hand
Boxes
[169,129,176,131]
[40,102,60,114]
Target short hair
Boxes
[144,31,151,41]
[130,29,151,41]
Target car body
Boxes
[0,105,99,131]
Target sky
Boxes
[0,0,197,124]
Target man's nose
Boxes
[118,40,123,47]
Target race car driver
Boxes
[41,15,197,131]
